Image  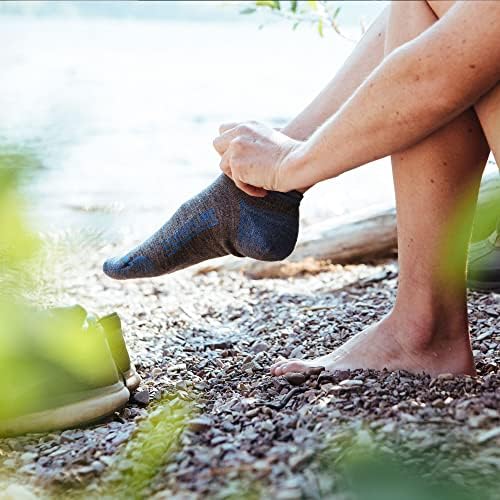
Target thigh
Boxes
[427,0,500,160]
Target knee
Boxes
[425,0,455,19]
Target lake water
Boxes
[0,2,416,244]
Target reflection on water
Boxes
[0,4,397,243]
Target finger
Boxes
[231,171,267,197]
[220,153,265,198]
[219,122,239,135]
[212,127,243,156]
[235,181,267,198]
[219,152,232,178]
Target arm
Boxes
[287,0,500,189]
[282,7,389,141]
[214,1,500,193]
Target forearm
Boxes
[282,7,389,141]
[286,2,500,190]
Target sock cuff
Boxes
[269,189,303,205]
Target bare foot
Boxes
[270,315,476,378]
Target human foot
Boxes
[270,316,476,377]
[103,174,302,279]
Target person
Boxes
[104,1,500,377]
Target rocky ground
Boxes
[0,244,498,499]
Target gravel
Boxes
[0,246,498,499]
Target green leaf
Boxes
[292,20,300,30]
[290,0,298,13]
[307,0,318,11]
[317,18,324,37]
[256,0,280,9]
[333,6,341,19]
[240,7,257,14]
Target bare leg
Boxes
[282,7,389,141]
[271,0,490,377]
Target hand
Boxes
[213,121,304,196]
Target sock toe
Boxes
[103,254,157,280]
[102,257,124,279]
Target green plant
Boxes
[240,0,354,39]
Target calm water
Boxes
[1,3,397,243]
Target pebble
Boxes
[188,417,213,432]
[339,379,364,387]
[132,389,150,405]
[285,372,307,386]
[251,341,269,353]
[20,452,37,464]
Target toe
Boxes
[270,358,292,375]
[272,360,308,376]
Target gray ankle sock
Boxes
[103,174,302,279]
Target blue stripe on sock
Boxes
[163,207,219,257]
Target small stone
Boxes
[476,427,500,444]
[188,416,213,432]
[151,367,162,377]
[339,379,363,387]
[167,363,187,373]
[261,420,275,432]
[289,346,304,358]
[99,456,115,466]
[132,389,150,405]
[246,408,260,418]
[251,341,269,354]
[91,461,105,473]
[20,452,37,464]
[285,372,307,386]
[210,436,227,446]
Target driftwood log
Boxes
[195,171,499,279]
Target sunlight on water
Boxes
[2,1,396,243]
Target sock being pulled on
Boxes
[103,174,303,280]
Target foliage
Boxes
[240,0,353,39]
[319,428,499,500]
[0,153,119,425]
[0,150,196,498]
[96,394,194,499]
[0,156,40,296]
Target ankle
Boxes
[385,302,469,352]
